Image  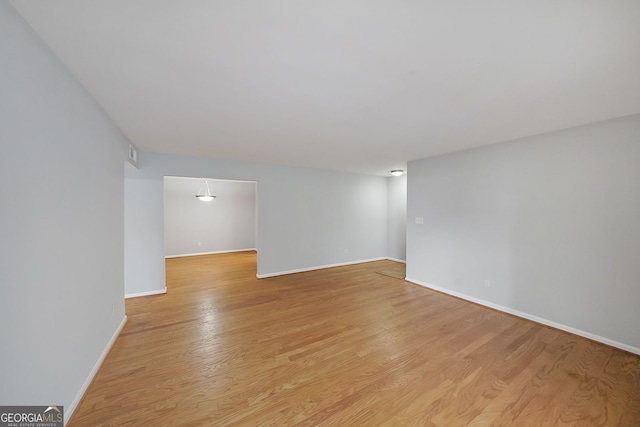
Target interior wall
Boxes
[387,175,407,262]
[406,114,640,352]
[164,177,256,257]
[124,166,166,297]
[0,1,128,417]
[125,151,388,294]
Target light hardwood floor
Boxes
[70,252,640,426]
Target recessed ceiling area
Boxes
[10,0,640,175]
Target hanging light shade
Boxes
[195,179,216,202]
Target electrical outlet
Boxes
[112,304,116,315]
[197,242,202,247]
[415,217,424,224]
[484,280,491,288]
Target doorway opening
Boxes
[163,176,258,284]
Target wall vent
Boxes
[128,143,138,167]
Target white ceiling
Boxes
[11,1,640,176]
[164,176,256,200]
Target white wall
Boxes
[0,1,128,419]
[164,177,256,257]
[387,175,407,262]
[406,114,640,353]
[125,151,388,294]
[124,164,166,297]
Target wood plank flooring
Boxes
[69,252,640,426]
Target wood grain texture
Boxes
[69,252,640,426]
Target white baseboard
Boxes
[66,316,127,425]
[257,257,387,279]
[405,277,640,356]
[165,248,256,259]
[386,257,406,263]
[125,288,167,299]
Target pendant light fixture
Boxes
[195,179,216,202]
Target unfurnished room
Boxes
[1,1,639,426]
